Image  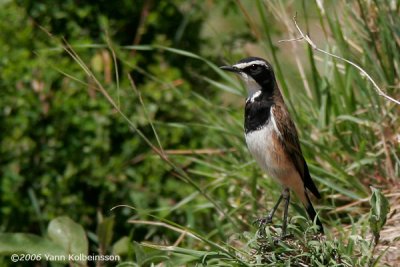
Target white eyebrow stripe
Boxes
[233,60,267,69]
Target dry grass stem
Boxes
[279,16,400,106]
[128,220,201,241]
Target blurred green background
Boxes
[1,0,399,266]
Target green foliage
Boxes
[0,216,88,265]
[0,233,66,257]
[0,0,212,235]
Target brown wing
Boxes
[271,104,321,199]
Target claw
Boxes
[253,216,273,227]
[253,216,274,237]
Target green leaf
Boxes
[0,233,65,257]
[97,215,115,253]
[47,216,88,265]
[112,236,133,256]
[369,187,390,245]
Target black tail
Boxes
[305,194,324,234]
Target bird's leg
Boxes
[266,194,283,223]
[254,194,283,227]
[281,188,290,237]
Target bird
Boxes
[220,57,324,236]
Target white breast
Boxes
[245,120,289,183]
[245,122,275,172]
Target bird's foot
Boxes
[253,216,273,237]
[253,216,273,228]
[272,233,293,244]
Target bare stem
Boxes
[281,15,400,105]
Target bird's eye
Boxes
[248,64,261,73]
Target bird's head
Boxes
[220,57,276,96]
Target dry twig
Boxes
[279,16,400,105]
[128,220,201,241]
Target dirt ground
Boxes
[376,186,400,266]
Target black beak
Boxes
[220,65,239,73]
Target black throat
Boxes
[244,85,275,134]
